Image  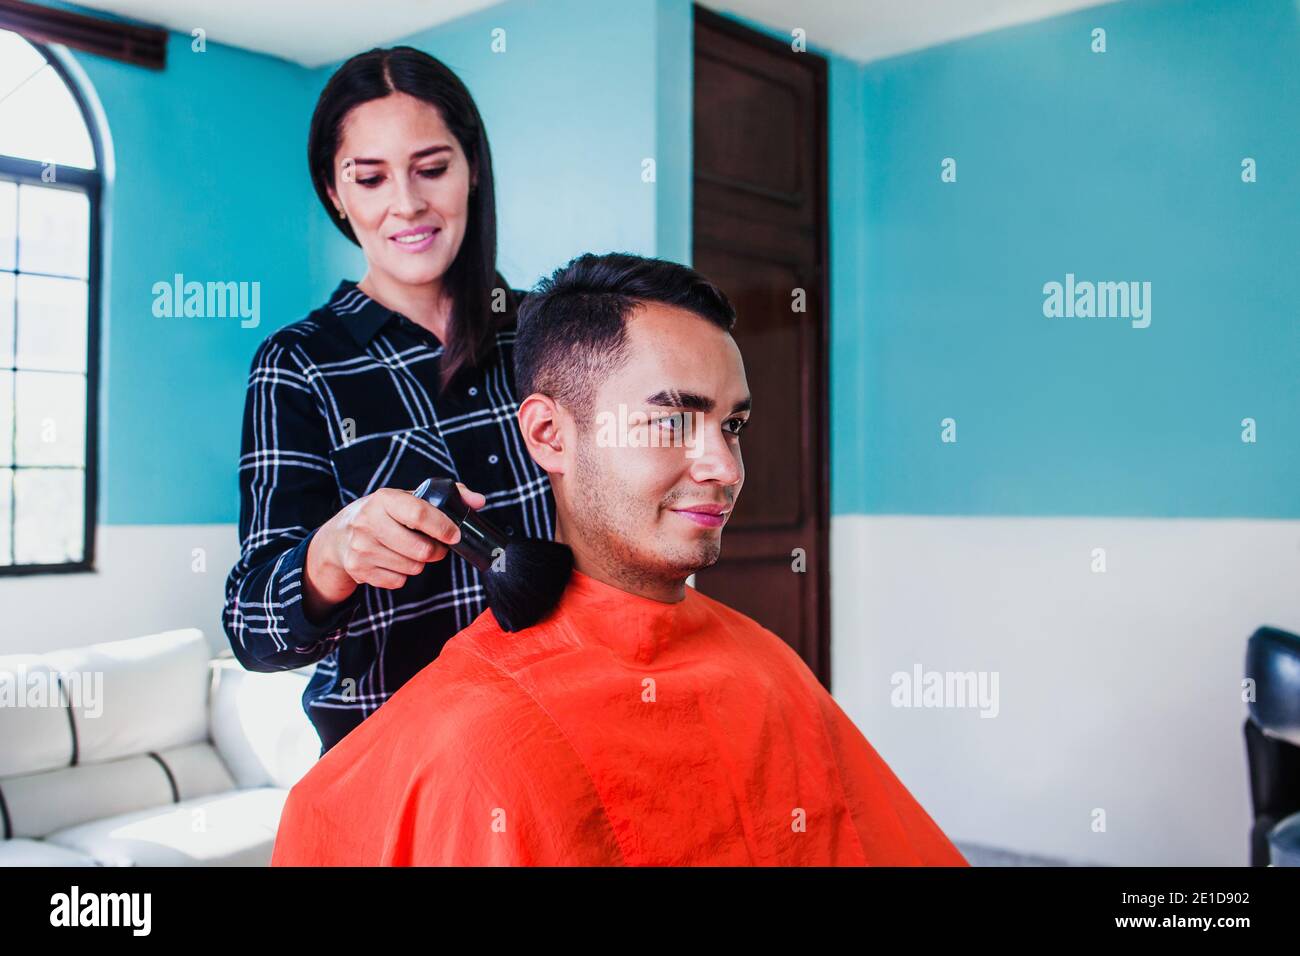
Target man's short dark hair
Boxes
[514,252,736,426]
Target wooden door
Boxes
[691,7,831,685]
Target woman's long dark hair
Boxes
[308,46,517,392]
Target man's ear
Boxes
[518,393,567,475]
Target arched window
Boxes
[0,28,101,574]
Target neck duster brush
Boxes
[413,477,574,632]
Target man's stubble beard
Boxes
[571,438,721,594]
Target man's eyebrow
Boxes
[645,389,752,415]
[350,145,452,165]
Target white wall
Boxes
[7,515,1295,866]
[830,513,1300,866]
[0,525,239,658]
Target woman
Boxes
[221,47,554,756]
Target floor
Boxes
[954,841,1100,866]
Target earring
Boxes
[337,207,347,219]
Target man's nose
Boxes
[688,422,742,486]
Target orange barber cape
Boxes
[271,569,968,866]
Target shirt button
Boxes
[468,386,478,396]
[488,454,499,464]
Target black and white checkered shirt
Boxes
[221,279,555,755]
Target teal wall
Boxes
[654,0,694,264]
[372,0,665,288]
[829,0,1300,517]
[41,0,688,525]
[52,24,336,525]
[35,0,1300,526]
[720,0,1298,520]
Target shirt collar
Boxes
[327,279,395,347]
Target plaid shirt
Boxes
[222,279,555,755]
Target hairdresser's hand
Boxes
[302,483,486,622]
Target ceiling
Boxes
[62,0,1125,67]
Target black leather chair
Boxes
[1244,625,1300,866]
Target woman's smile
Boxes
[389,226,440,252]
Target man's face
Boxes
[560,302,750,584]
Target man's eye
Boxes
[725,418,749,435]
[655,413,684,432]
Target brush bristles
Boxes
[480,538,575,632]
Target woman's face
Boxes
[326,91,474,290]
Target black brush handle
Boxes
[412,477,510,574]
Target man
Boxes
[271,252,968,866]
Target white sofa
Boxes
[0,628,320,866]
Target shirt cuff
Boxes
[278,529,360,644]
